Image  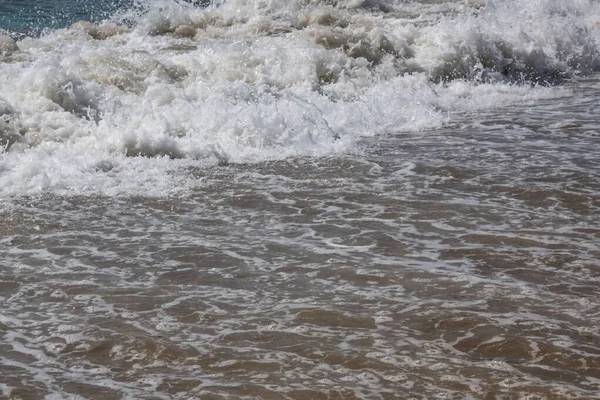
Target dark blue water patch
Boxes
[0,0,212,36]
[0,0,133,35]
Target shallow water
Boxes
[0,0,599,399]
[2,84,600,398]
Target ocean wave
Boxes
[0,0,597,196]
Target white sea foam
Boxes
[0,0,598,196]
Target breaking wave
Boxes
[0,0,598,196]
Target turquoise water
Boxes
[0,0,128,34]
[0,0,210,34]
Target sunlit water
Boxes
[0,1,599,399]
[0,0,131,34]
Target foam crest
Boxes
[0,0,597,196]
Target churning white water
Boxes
[0,1,599,399]
[0,0,598,196]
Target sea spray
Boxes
[0,0,597,196]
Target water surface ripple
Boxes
[1,79,599,398]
